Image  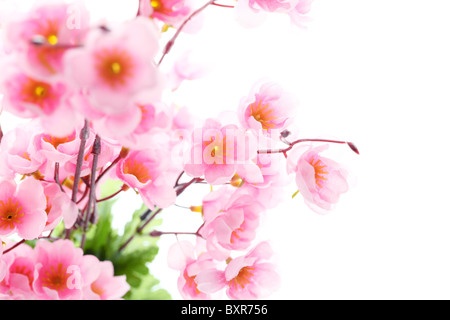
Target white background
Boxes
[3,0,450,300]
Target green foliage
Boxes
[73,186,171,300]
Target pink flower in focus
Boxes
[0,179,47,240]
[83,260,130,300]
[223,241,280,299]
[287,145,349,214]
[184,119,260,185]
[0,244,36,299]
[64,17,162,115]
[195,241,280,299]
[116,149,177,209]
[239,81,296,135]
[32,239,100,300]
[167,241,219,300]
[42,183,78,231]
[200,191,265,252]
[4,1,90,77]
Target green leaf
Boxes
[124,273,171,300]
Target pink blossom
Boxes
[168,50,209,91]
[287,145,349,214]
[184,119,260,185]
[223,241,280,299]
[64,17,162,115]
[195,241,280,299]
[32,239,100,300]
[42,183,78,231]
[115,149,177,209]
[83,260,130,300]
[0,122,45,177]
[139,0,193,27]
[0,66,80,136]
[0,179,47,240]
[167,241,218,299]
[4,1,90,77]
[200,190,265,252]
[238,81,296,134]
[0,243,36,299]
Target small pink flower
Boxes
[200,191,265,252]
[0,179,47,240]
[167,241,218,300]
[238,81,296,134]
[224,241,280,299]
[64,17,162,115]
[32,239,100,300]
[184,119,259,185]
[83,260,130,300]
[4,1,90,77]
[287,145,349,214]
[42,183,78,231]
[116,149,177,209]
[0,244,36,299]
[168,50,209,91]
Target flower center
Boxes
[43,132,76,149]
[228,266,255,290]
[95,47,134,88]
[309,158,328,188]
[20,77,54,111]
[91,282,106,297]
[183,270,201,295]
[123,159,152,184]
[41,263,70,292]
[47,34,58,46]
[0,198,24,231]
[249,100,276,130]
[151,0,161,9]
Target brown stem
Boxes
[71,119,90,203]
[96,187,124,203]
[158,0,215,65]
[54,162,65,193]
[257,138,360,155]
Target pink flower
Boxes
[83,260,130,300]
[238,81,296,134]
[168,50,209,91]
[196,241,280,299]
[0,66,80,136]
[64,17,162,115]
[184,119,260,185]
[4,1,90,77]
[0,122,45,177]
[200,190,265,252]
[0,244,36,299]
[42,183,78,231]
[167,241,218,300]
[32,239,100,300]
[115,149,177,209]
[287,145,349,214]
[223,241,280,299]
[139,0,193,27]
[0,179,47,240]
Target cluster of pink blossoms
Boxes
[0,0,358,300]
[0,239,129,300]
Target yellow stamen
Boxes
[111,62,121,74]
[34,85,46,97]
[151,0,161,8]
[47,34,58,45]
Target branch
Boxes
[158,0,216,65]
[257,138,360,155]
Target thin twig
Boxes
[158,0,215,65]
[54,162,65,193]
[257,138,360,155]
